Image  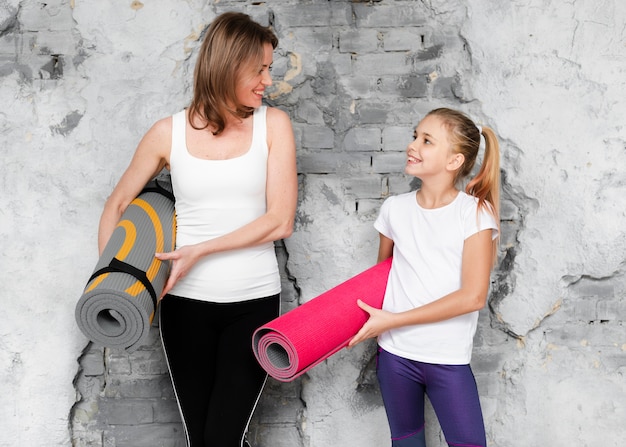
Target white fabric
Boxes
[168,106,280,302]
[374,191,498,364]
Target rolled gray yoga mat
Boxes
[75,174,175,352]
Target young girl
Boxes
[349,108,500,447]
[97,12,297,447]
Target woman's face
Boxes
[235,42,274,109]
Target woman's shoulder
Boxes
[265,105,291,125]
[136,115,175,157]
[264,106,295,148]
[150,115,174,133]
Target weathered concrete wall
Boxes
[1,0,624,446]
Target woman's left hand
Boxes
[155,244,203,297]
[348,299,395,347]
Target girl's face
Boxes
[234,42,274,110]
[405,115,459,178]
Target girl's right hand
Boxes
[348,299,396,347]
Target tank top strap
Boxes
[171,110,186,155]
[252,106,267,155]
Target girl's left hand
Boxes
[348,299,395,347]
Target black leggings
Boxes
[159,294,280,447]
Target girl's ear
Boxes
[447,153,465,172]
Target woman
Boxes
[97,12,297,447]
[349,108,500,446]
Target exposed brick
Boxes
[248,425,305,447]
[338,29,379,54]
[500,198,521,221]
[372,152,406,174]
[130,351,169,376]
[568,279,616,300]
[595,298,622,321]
[81,346,106,377]
[152,399,184,424]
[382,126,413,151]
[294,101,324,125]
[354,4,431,28]
[272,5,332,27]
[341,176,387,199]
[298,124,335,149]
[71,430,104,447]
[297,153,371,174]
[106,351,132,375]
[343,127,381,152]
[390,75,429,98]
[499,221,519,249]
[101,399,154,425]
[432,75,459,99]
[103,424,186,447]
[281,28,334,54]
[471,352,506,374]
[338,74,375,99]
[383,28,432,52]
[356,198,384,215]
[388,174,416,195]
[352,52,413,76]
[544,323,626,348]
[104,376,172,399]
[355,101,390,125]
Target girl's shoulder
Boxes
[455,191,479,207]
[456,191,498,231]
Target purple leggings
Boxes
[377,348,487,447]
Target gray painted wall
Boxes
[1,0,625,446]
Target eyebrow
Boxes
[416,130,437,142]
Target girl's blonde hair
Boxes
[189,12,278,135]
[426,108,501,256]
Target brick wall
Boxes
[2,0,625,446]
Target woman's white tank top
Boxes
[167,106,280,302]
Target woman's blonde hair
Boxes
[189,12,278,135]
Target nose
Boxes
[262,70,273,86]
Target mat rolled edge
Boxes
[252,257,392,381]
[75,174,176,352]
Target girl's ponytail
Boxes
[465,126,500,225]
[465,126,501,261]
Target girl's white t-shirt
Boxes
[167,106,280,303]
[374,190,498,365]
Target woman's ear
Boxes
[447,153,465,172]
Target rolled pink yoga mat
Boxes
[252,257,393,382]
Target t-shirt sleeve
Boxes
[463,201,499,241]
[374,196,394,239]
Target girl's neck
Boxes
[415,184,459,209]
